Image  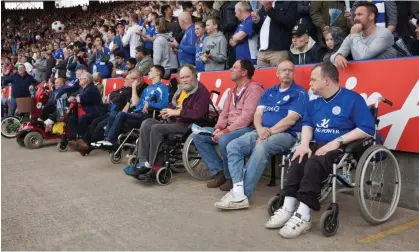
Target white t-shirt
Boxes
[108,41,115,64]
[23,62,33,74]
[122,24,143,58]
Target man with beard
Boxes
[125,64,211,179]
[331,2,398,69]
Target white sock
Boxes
[232,181,245,197]
[283,196,296,213]
[296,202,311,222]
[144,161,152,168]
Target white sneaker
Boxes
[214,191,249,210]
[44,119,55,126]
[101,141,113,146]
[279,213,312,239]
[264,207,293,229]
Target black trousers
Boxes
[83,113,109,144]
[39,102,57,121]
[281,143,342,211]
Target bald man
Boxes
[214,61,309,210]
[170,12,197,65]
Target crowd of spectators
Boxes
[1,0,419,83]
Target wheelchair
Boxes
[127,91,220,185]
[267,97,401,237]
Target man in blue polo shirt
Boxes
[265,62,375,239]
[230,1,257,64]
[214,60,309,210]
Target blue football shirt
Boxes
[234,15,253,61]
[258,83,309,136]
[303,88,375,143]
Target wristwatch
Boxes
[336,136,344,146]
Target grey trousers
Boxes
[137,118,188,166]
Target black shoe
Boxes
[134,166,151,177]
[137,169,156,181]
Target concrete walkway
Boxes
[1,138,419,250]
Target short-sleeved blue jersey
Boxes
[303,88,375,143]
[258,82,309,136]
[234,15,253,61]
[53,48,64,60]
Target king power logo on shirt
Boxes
[264,105,281,112]
[315,119,340,134]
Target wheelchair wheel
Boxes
[23,132,43,149]
[156,168,172,186]
[355,145,401,225]
[182,134,214,180]
[56,142,68,152]
[320,210,339,237]
[16,133,26,147]
[267,194,284,216]
[110,151,122,164]
[1,116,21,138]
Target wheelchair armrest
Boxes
[147,109,161,119]
[163,132,184,140]
[344,137,374,154]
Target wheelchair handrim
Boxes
[358,147,401,223]
[182,136,213,180]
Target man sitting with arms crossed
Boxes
[193,59,264,191]
[214,60,309,210]
[93,66,169,147]
[264,62,374,239]
[126,64,211,179]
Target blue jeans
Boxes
[104,110,120,140]
[226,130,296,197]
[105,111,146,143]
[1,98,8,117]
[8,98,16,116]
[192,127,253,178]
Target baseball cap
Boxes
[75,64,87,71]
[115,19,127,27]
[292,23,309,36]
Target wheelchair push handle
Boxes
[380,97,393,106]
[210,90,221,96]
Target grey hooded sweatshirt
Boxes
[203,31,228,71]
[153,33,179,71]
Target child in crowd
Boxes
[194,22,207,72]
[322,26,345,63]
